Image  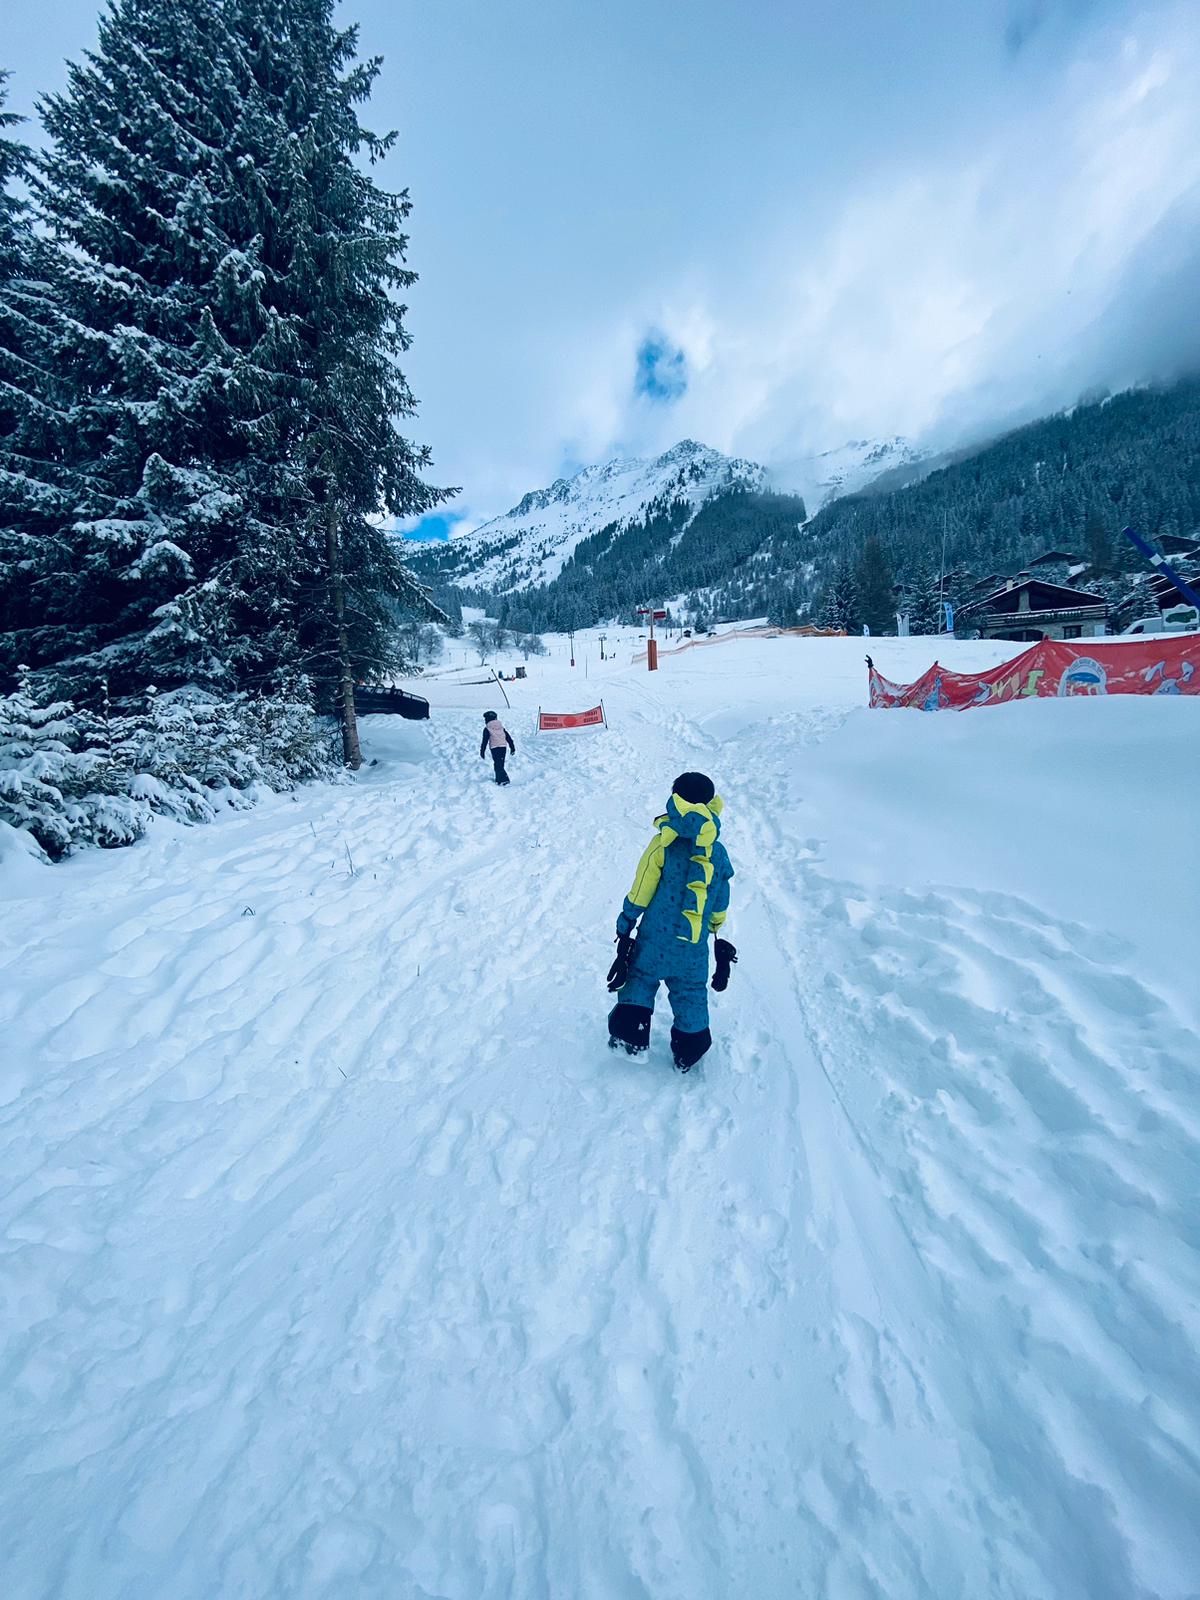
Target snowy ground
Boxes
[2,634,1198,1600]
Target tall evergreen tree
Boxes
[902,560,945,635]
[820,562,860,631]
[1,1,447,771]
[1084,508,1116,576]
[856,535,895,634]
[0,72,68,668]
[228,0,450,764]
[0,71,34,445]
[7,2,276,696]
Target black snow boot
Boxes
[670,1025,711,1074]
[608,1003,652,1057]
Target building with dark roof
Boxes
[964,577,1108,642]
[1028,550,1078,568]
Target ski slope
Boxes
[2,635,1198,1600]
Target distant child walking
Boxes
[480,711,515,785]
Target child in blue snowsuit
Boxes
[607,771,736,1072]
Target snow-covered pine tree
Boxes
[0,669,144,857]
[902,561,945,635]
[819,563,860,632]
[856,535,895,636]
[1084,509,1116,577]
[244,677,339,789]
[227,0,450,766]
[0,71,34,455]
[0,72,72,687]
[9,3,282,699]
[5,1,445,778]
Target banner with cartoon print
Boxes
[868,636,1200,710]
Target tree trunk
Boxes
[326,498,362,769]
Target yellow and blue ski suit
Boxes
[612,791,733,1038]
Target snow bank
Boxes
[805,694,1199,1003]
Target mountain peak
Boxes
[658,438,708,462]
[413,441,767,594]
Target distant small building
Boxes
[1028,549,1078,568]
[1157,533,1200,559]
[1148,567,1200,613]
[966,577,1108,642]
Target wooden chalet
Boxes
[965,577,1108,642]
[1148,567,1200,614]
[1157,533,1200,559]
[1027,550,1077,569]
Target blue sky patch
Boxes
[404,511,462,542]
[634,332,688,403]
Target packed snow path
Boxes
[2,639,1198,1600]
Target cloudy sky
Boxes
[7,0,1200,531]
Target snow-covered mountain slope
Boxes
[2,634,1198,1599]
[792,435,927,508]
[413,440,767,593]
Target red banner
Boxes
[869,636,1200,710]
[537,703,607,731]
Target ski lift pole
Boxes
[1122,526,1200,611]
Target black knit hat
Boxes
[483,710,498,721]
[673,771,716,805]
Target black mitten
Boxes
[711,938,738,992]
[607,933,636,993]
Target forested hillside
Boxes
[714,379,1200,628]
[481,489,808,636]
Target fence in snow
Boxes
[630,624,845,664]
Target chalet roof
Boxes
[1150,570,1200,606]
[971,576,1108,611]
[1029,550,1078,566]
[1158,533,1200,556]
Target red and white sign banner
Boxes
[868,635,1200,711]
[537,703,607,731]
